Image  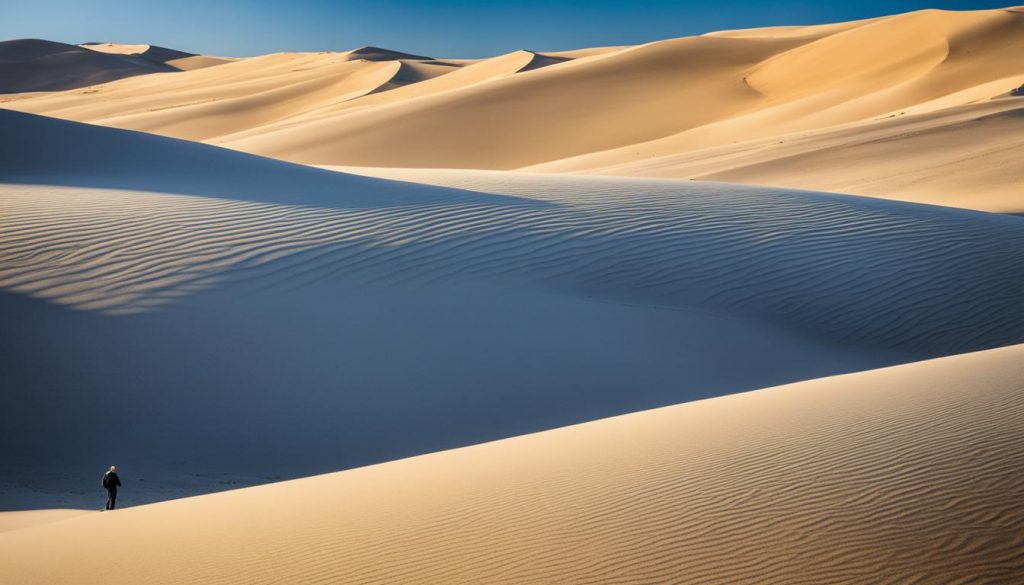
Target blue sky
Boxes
[0,0,1014,58]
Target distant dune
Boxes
[3,7,1022,210]
[0,39,224,93]
[3,344,1023,583]
[2,109,1023,505]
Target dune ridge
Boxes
[2,344,1023,584]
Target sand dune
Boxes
[2,110,1023,505]
[210,5,1024,206]
[217,36,779,168]
[526,8,1024,211]
[4,8,1020,210]
[3,344,1023,584]
[0,39,183,93]
[2,53,410,141]
[0,44,570,144]
[579,97,1024,213]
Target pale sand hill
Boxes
[3,8,1021,211]
[525,8,1024,212]
[2,111,1023,505]
[573,96,1024,213]
[219,8,1024,172]
[3,345,1023,584]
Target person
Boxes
[102,465,121,510]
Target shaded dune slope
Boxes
[2,112,1023,502]
[3,344,1023,584]
[0,39,180,93]
[3,111,1022,352]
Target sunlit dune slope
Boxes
[221,7,1024,176]
[1,45,572,143]
[214,49,571,142]
[217,35,785,167]
[3,344,1023,584]
[2,111,1023,502]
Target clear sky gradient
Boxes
[1,0,1015,58]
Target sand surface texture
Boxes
[2,345,1023,584]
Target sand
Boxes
[2,344,1023,583]
[1,5,1023,581]
[5,7,1022,210]
[2,109,1023,506]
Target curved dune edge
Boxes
[3,344,1023,584]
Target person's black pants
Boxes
[106,488,117,510]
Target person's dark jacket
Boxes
[102,471,121,491]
